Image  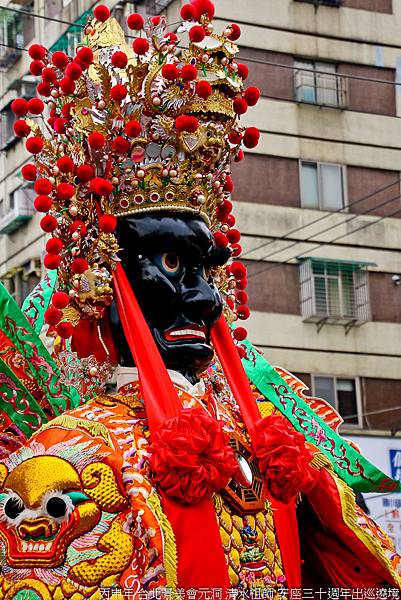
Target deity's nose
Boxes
[17,517,57,540]
[180,273,221,323]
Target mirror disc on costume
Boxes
[236,453,253,486]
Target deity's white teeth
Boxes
[169,329,206,339]
[22,541,28,552]
[45,541,52,551]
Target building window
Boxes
[312,375,360,426]
[1,260,41,307]
[299,258,371,326]
[50,10,91,55]
[295,59,347,107]
[300,161,346,211]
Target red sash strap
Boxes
[211,315,301,588]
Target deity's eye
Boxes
[4,496,24,520]
[159,252,181,276]
[46,496,67,519]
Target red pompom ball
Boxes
[57,322,74,339]
[52,291,69,309]
[233,326,247,341]
[13,120,30,137]
[88,131,105,149]
[214,231,228,247]
[21,164,37,181]
[224,176,234,193]
[34,195,52,212]
[236,290,248,305]
[69,220,87,235]
[243,127,260,149]
[237,63,249,80]
[37,82,51,97]
[94,4,110,22]
[125,120,142,137]
[11,98,28,117]
[226,215,236,229]
[112,136,130,153]
[40,215,58,232]
[133,38,150,55]
[233,97,248,115]
[221,199,233,214]
[196,80,212,99]
[57,156,75,173]
[77,164,94,182]
[111,51,128,68]
[175,115,199,133]
[34,178,52,195]
[90,177,113,196]
[26,136,44,154]
[231,261,247,279]
[110,84,127,102]
[127,12,145,30]
[181,64,198,81]
[180,4,197,20]
[46,237,63,255]
[71,258,89,274]
[235,149,245,162]
[61,103,73,118]
[244,86,261,107]
[76,47,94,65]
[191,0,215,20]
[227,23,241,41]
[52,51,69,69]
[162,63,179,80]
[227,228,241,243]
[164,32,178,43]
[59,77,75,94]
[30,60,44,76]
[56,183,74,199]
[237,305,250,320]
[99,214,117,233]
[42,67,57,83]
[189,26,205,43]
[29,44,46,61]
[44,254,61,270]
[53,118,68,134]
[28,98,44,115]
[228,130,242,145]
[44,306,63,326]
[231,243,242,257]
[237,277,247,290]
[65,62,82,81]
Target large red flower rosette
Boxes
[252,414,319,503]
[149,407,238,504]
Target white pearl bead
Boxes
[137,169,145,179]
[153,96,162,106]
[72,231,80,241]
[69,206,78,216]
[169,169,177,177]
[98,100,106,109]
[89,366,98,376]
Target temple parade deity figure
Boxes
[0,2,401,598]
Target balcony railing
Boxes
[295,69,348,108]
[0,188,35,235]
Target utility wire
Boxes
[241,178,401,259]
[2,6,401,90]
[243,191,401,266]
[247,203,401,280]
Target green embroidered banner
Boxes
[240,336,400,493]
[0,358,47,437]
[0,285,80,417]
[22,271,57,335]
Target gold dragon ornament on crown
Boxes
[12,0,261,350]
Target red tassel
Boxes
[113,263,180,431]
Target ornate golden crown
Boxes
[15,1,260,331]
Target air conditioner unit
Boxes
[318,0,343,5]
[0,46,21,71]
[0,188,35,235]
[23,258,41,278]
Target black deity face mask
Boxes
[111,213,231,383]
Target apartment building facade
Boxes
[1,2,401,438]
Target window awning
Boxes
[297,256,377,272]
